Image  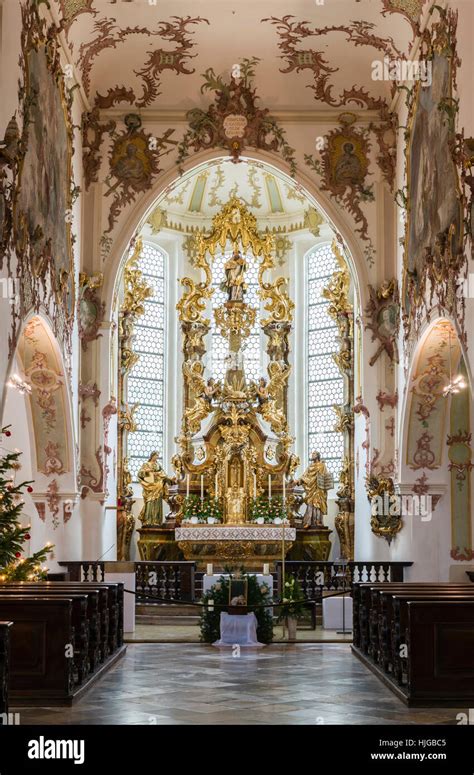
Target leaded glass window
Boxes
[306,243,344,480]
[127,242,166,480]
[210,252,261,382]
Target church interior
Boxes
[1,0,474,745]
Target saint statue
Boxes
[221,249,247,302]
[137,451,171,526]
[296,451,334,528]
[225,482,246,524]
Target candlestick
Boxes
[282,473,286,502]
[268,474,272,499]
[215,474,218,499]
[186,474,189,498]
[253,472,257,499]
[200,474,204,501]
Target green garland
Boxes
[200,572,274,644]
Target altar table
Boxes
[213,612,264,647]
[322,595,353,630]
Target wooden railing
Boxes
[135,562,196,603]
[275,561,413,598]
[0,622,13,718]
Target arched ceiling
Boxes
[142,158,331,238]
[56,0,426,112]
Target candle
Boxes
[207,563,213,576]
[282,474,286,502]
[186,474,190,498]
[200,474,204,501]
[253,473,257,499]
[263,563,270,576]
[268,474,272,499]
[215,474,218,498]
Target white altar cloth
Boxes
[213,612,264,648]
[203,573,273,595]
[322,595,353,630]
[175,525,296,542]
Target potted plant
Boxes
[277,574,306,641]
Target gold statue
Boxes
[225,482,246,524]
[221,249,247,302]
[296,451,334,528]
[137,451,171,525]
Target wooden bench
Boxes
[352,582,474,706]
[0,621,13,718]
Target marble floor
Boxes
[14,644,466,725]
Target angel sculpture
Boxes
[255,363,290,435]
[183,361,213,434]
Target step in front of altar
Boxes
[136,603,200,626]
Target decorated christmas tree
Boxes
[0,426,53,581]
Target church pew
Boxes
[0,621,12,717]
[0,587,94,683]
[370,585,474,666]
[13,582,121,658]
[353,582,472,654]
[407,600,474,704]
[0,596,76,702]
[390,592,474,686]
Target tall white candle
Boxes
[253,473,257,499]
[200,474,204,500]
[268,474,271,499]
[186,474,190,498]
[207,563,213,576]
[282,474,286,502]
[263,563,270,576]
[215,474,218,498]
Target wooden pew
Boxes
[352,583,474,706]
[0,621,12,718]
[0,588,92,684]
[390,591,474,686]
[407,600,474,704]
[0,596,75,703]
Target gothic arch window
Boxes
[210,251,261,382]
[127,242,167,480]
[305,243,344,480]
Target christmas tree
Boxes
[0,426,53,581]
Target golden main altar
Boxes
[134,198,332,567]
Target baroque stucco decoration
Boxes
[176,59,297,175]
[17,316,71,478]
[10,2,77,361]
[402,7,466,343]
[365,279,400,366]
[78,271,105,350]
[305,113,374,247]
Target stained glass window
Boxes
[210,251,261,382]
[306,243,344,480]
[127,242,166,480]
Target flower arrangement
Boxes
[248,494,289,524]
[277,574,306,622]
[182,494,223,523]
[200,571,273,643]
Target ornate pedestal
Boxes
[175,525,296,570]
[137,526,184,561]
[287,527,332,561]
